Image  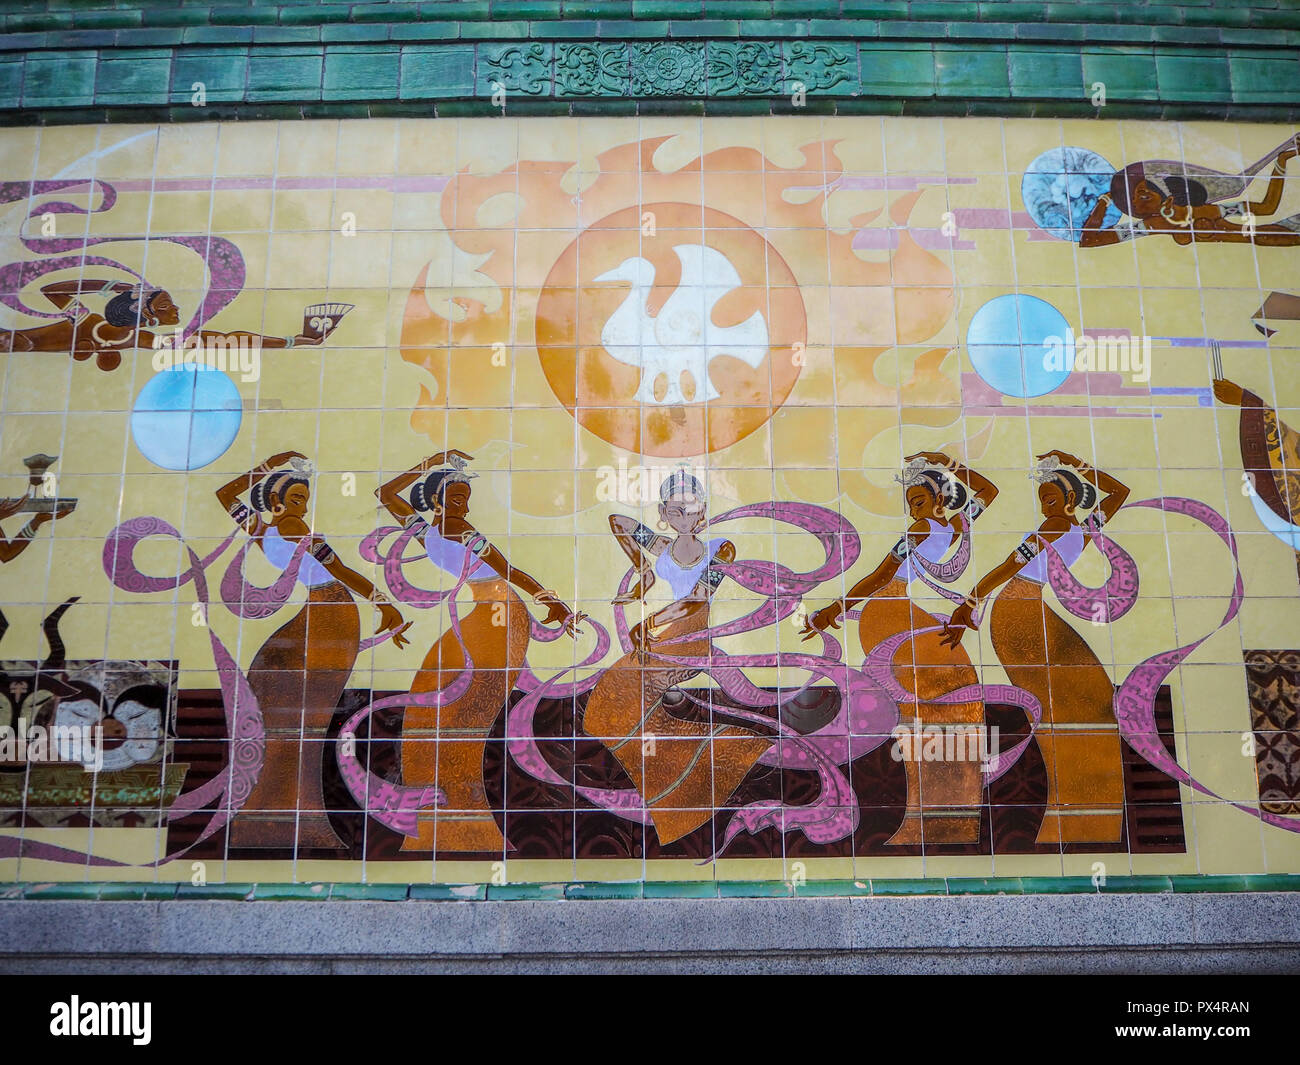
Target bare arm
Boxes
[0,512,50,563]
[463,525,584,636]
[956,461,998,509]
[801,523,924,639]
[1245,148,1297,216]
[1089,464,1129,530]
[1079,193,1123,248]
[609,513,663,602]
[192,327,319,350]
[40,279,126,310]
[215,451,304,533]
[845,552,904,611]
[941,519,1072,647]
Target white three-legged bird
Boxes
[594,244,769,405]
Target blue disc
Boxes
[131,364,242,471]
[1022,146,1123,242]
[966,294,1074,398]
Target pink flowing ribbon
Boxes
[356,521,617,833]
[1108,498,1300,833]
[0,179,245,340]
[1043,515,1140,624]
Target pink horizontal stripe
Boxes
[109,176,450,194]
[851,227,975,251]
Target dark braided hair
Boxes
[1043,468,1098,510]
[911,468,968,511]
[250,470,309,513]
[411,470,467,512]
[104,288,163,328]
[1109,163,1210,215]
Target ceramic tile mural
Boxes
[1,116,1298,886]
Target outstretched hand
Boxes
[538,596,587,638]
[940,602,977,648]
[799,603,844,642]
[377,604,412,649]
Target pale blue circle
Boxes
[1022,146,1123,242]
[966,294,1074,398]
[131,365,242,471]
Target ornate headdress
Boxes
[896,456,941,489]
[1030,453,1064,484]
[895,457,964,508]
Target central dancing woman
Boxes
[584,472,773,848]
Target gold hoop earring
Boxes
[656,518,669,531]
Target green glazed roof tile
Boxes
[935,44,1010,96]
[1007,46,1083,98]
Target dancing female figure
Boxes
[584,472,772,847]
[376,451,584,853]
[0,280,339,371]
[944,451,1129,845]
[802,451,997,845]
[217,452,409,850]
[1080,133,1300,248]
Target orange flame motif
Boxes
[401,136,958,516]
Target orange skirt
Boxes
[859,578,984,844]
[233,581,359,850]
[989,576,1125,844]
[583,607,771,846]
[399,577,529,853]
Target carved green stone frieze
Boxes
[630,41,706,97]
[707,41,783,96]
[1,3,1298,123]
[555,42,630,96]
[480,41,553,96]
